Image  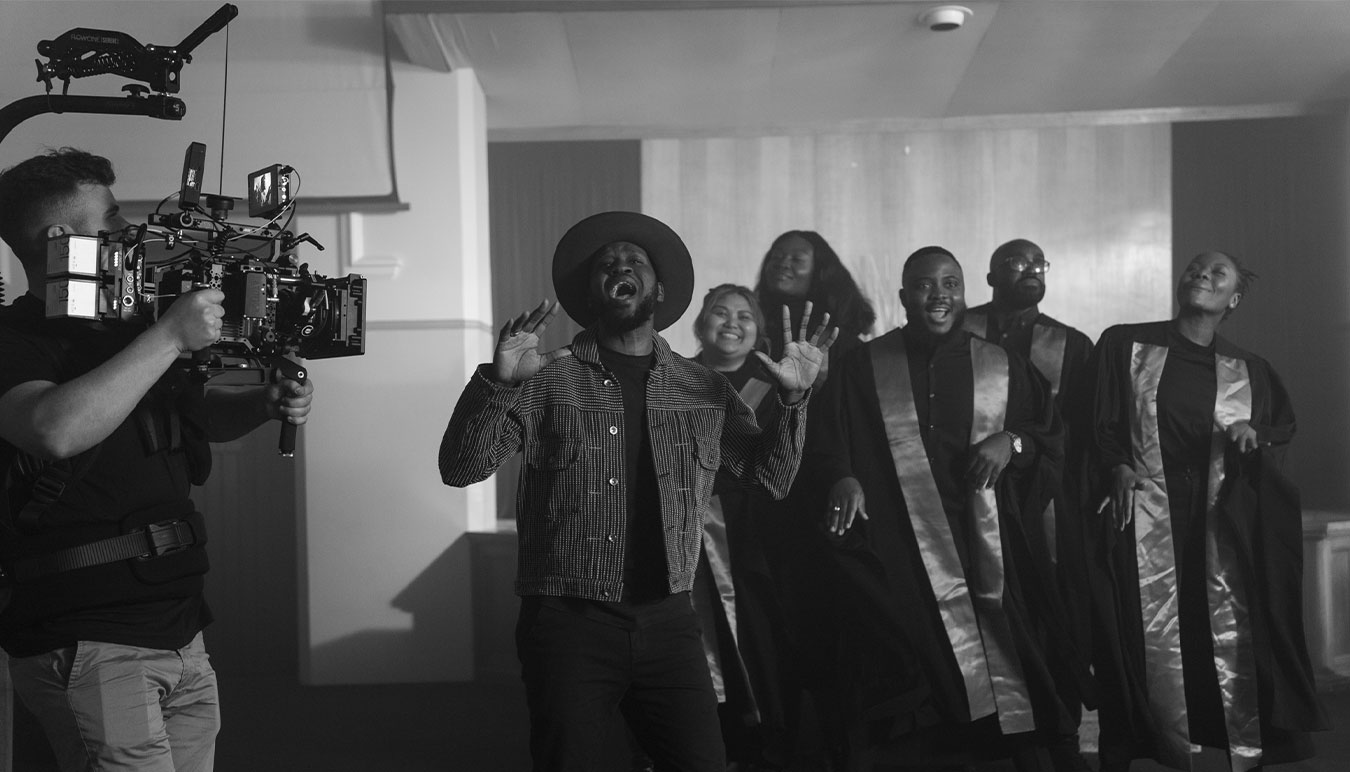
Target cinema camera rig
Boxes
[0,4,367,456]
[46,140,366,360]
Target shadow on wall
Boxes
[308,537,473,683]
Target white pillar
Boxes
[297,65,494,684]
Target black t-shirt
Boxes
[596,345,667,602]
[0,294,211,656]
[1157,323,1219,474]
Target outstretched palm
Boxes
[493,300,566,384]
[755,301,839,396]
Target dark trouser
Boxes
[516,597,726,772]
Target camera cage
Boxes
[43,144,366,374]
[2,4,365,456]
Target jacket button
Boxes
[606,534,616,542]
[609,426,618,435]
[604,379,613,386]
[608,477,619,486]
[601,590,610,597]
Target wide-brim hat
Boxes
[551,211,694,332]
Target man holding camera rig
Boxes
[0,148,313,772]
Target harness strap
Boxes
[5,513,203,583]
[15,464,74,531]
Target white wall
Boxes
[298,65,494,685]
[0,1,394,200]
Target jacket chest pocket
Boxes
[523,438,583,519]
[693,437,720,473]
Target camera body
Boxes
[43,159,365,365]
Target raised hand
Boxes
[755,301,839,402]
[492,300,566,385]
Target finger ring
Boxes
[831,506,841,511]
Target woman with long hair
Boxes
[755,230,875,363]
[752,231,875,768]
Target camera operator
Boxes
[0,148,313,772]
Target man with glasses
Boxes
[963,238,1095,772]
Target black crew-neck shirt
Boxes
[596,346,667,602]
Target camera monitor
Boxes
[247,164,289,219]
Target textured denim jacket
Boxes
[439,328,807,601]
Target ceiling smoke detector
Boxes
[920,5,972,32]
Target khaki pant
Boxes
[10,632,219,772]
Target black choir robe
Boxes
[964,304,1097,709]
[689,354,794,766]
[806,324,1089,765]
[1089,321,1327,771]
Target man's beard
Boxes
[995,281,1044,310]
[595,290,658,333]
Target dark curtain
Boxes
[488,140,642,521]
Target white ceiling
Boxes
[385,0,1350,140]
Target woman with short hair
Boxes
[1089,251,1327,772]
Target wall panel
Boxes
[643,125,1173,357]
[487,140,641,522]
[1173,112,1350,511]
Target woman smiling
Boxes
[1089,251,1327,772]
[690,284,792,770]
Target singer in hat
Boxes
[439,211,837,771]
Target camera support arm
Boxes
[0,93,186,147]
[0,3,238,147]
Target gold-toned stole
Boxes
[700,376,774,716]
[870,332,1035,733]
[963,313,1068,565]
[1128,342,1260,770]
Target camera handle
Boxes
[271,357,307,458]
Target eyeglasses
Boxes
[999,256,1050,274]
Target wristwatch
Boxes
[1004,431,1023,454]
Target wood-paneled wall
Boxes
[642,125,1173,356]
[488,140,642,521]
[1173,112,1350,511]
